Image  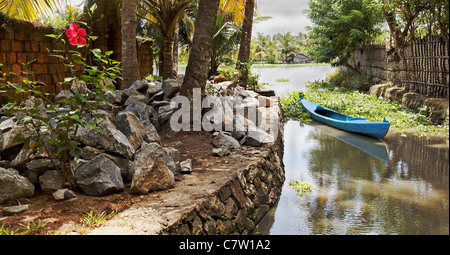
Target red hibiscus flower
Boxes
[66,23,87,46]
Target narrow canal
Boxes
[254,65,449,235]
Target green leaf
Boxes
[91,48,102,59]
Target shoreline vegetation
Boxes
[280,80,449,138]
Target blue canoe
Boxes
[300,95,390,139]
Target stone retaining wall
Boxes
[370,84,449,126]
[163,128,285,235]
[88,100,285,235]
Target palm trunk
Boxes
[180,0,221,100]
[172,23,179,78]
[236,0,255,90]
[121,0,140,89]
[162,34,175,80]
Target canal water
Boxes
[252,65,449,235]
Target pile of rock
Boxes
[0,75,279,208]
[0,78,189,205]
[205,82,279,157]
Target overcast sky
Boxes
[253,0,312,36]
[69,0,311,36]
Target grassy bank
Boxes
[280,81,449,137]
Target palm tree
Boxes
[180,0,221,100]
[0,0,65,21]
[235,0,255,89]
[139,0,194,80]
[209,11,241,77]
[121,0,140,89]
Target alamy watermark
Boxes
[168,88,279,143]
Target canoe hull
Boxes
[301,97,390,139]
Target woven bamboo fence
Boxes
[350,35,449,99]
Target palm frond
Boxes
[0,0,66,21]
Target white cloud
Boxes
[253,0,312,36]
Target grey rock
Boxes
[97,126,135,158]
[2,204,29,216]
[124,94,148,107]
[52,188,67,200]
[146,83,162,98]
[221,133,241,149]
[103,91,120,105]
[0,118,27,152]
[163,147,181,174]
[161,79,181,99]
[52,188,76,200]
[26,158,59,175]
[246,127,269,147]
[124,101,153,123]
[64,189,77,199]
[55,90,74,102]
[80,146,103,160]
[213,146,230,157]
[130,80,149,92]
[142,119,161,143]
[149,90,164,103]
[158,104,176,125]
[74,154,124,196]
[180,159,192,174]
[39,170,64,194]
[115,112,146,150]
[0,167,34,203]
[130,143,174,194]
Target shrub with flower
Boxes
[66,23,87,46]
[0,4,121,187]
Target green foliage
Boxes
[218,61,261,90]
[289,180,313,197]
[279,81,449,137]
[305,0,384,66]
[81,210,117,228]
[251,32,307,64]
[17,219,46,235]
[40,5,82,29]
[0,6,121,186]
[276,78,290,82]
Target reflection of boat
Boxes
[300,95,390,139]
[309,120,390,164]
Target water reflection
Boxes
[259,121,449,235]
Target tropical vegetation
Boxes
[280,81,449,137]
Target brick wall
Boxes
[0,0,153,104]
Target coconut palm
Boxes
[180,0,221,100]
[121,0,140,89]
[235,0,255,89]
[138,0,194,80]
[0,0,66,21]
[209,11,241,77]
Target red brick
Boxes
[31,42,40,52]
[17,52,27,64]
[32,63,48,74]
[12,41,23,52]
[0,52,6,64]
[12,64,21,75]
[36,53,49,64]
[7,52,16,63]
[14,30,25,41]
[0,39,11,51]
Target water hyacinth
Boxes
[280,81,449,137]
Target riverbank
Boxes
[0,79,285,235]
[280,81,449,138]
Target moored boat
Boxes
[300,95,390,139]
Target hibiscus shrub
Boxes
[0,4,122,187]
